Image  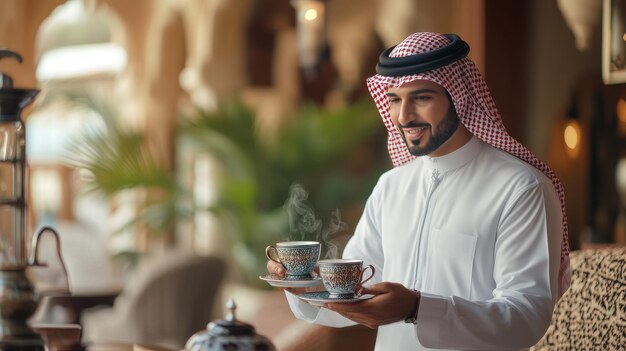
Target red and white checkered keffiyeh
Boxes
[367,32,570,298]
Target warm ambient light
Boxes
[564,119,582,158]
[304,8,318,21]
[617,98,626,136]
[564,124,579,149]
[618,98,626,123]
[291,0,326,76]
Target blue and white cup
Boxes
[265,241,321,278]
[318,259,375,298]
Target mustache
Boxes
[397,121,430,129]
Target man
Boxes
[267,32,570,350]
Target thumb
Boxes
[359,282,387,295]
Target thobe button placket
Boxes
[413,168,441,288]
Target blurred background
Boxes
[0,0,625,349]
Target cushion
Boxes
[531,248,626,350]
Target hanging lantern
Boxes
[0,49,67,350]
[292,0,327,78]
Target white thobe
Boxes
[285,136,563,350]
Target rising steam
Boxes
[322,208,348,259]
[283,183,348,259]
[284,184,322,240]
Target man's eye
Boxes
[414,95,431,101]
[388,98,400,104]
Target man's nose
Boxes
[398,100,416,126]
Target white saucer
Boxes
[259,273,322,288]
[297,291,375,306]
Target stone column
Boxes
[178,0,251,112]
[373,0,484,71]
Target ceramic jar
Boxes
[184,299,276,351]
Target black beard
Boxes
[399,105,460,157]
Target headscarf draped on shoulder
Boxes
[366,32,570,298]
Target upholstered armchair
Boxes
[81,249,226,349]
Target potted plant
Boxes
[68,94,389,287]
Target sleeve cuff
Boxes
[415,292,447,348]
[285,290,322,322]
[284,291,358,327]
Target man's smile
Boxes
[400,125,429,142]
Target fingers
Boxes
[266,260,285,277]
[360,281,398,295]
[324,283,410,328]
[359,284,384,295]
[359,286,374,295]
[324,302,349,312]
[354,281,385,296]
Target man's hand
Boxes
[324,282,419,329]
[266,259,324,295]
[267,259,287,277]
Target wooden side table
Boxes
[31,324,82,351]
[31,292,119,325]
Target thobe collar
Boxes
[423,136,482,176]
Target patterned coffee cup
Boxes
[318,259,375,298]
[265,241,321,277]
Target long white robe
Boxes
[286,136,563,350]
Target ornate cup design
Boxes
[318,259,375,298]
[265,241,321,277]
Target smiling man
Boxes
[268,32,570,350]
[387,80,469,157]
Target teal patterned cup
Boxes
[266,241,321,278]
[318,259,375,298]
